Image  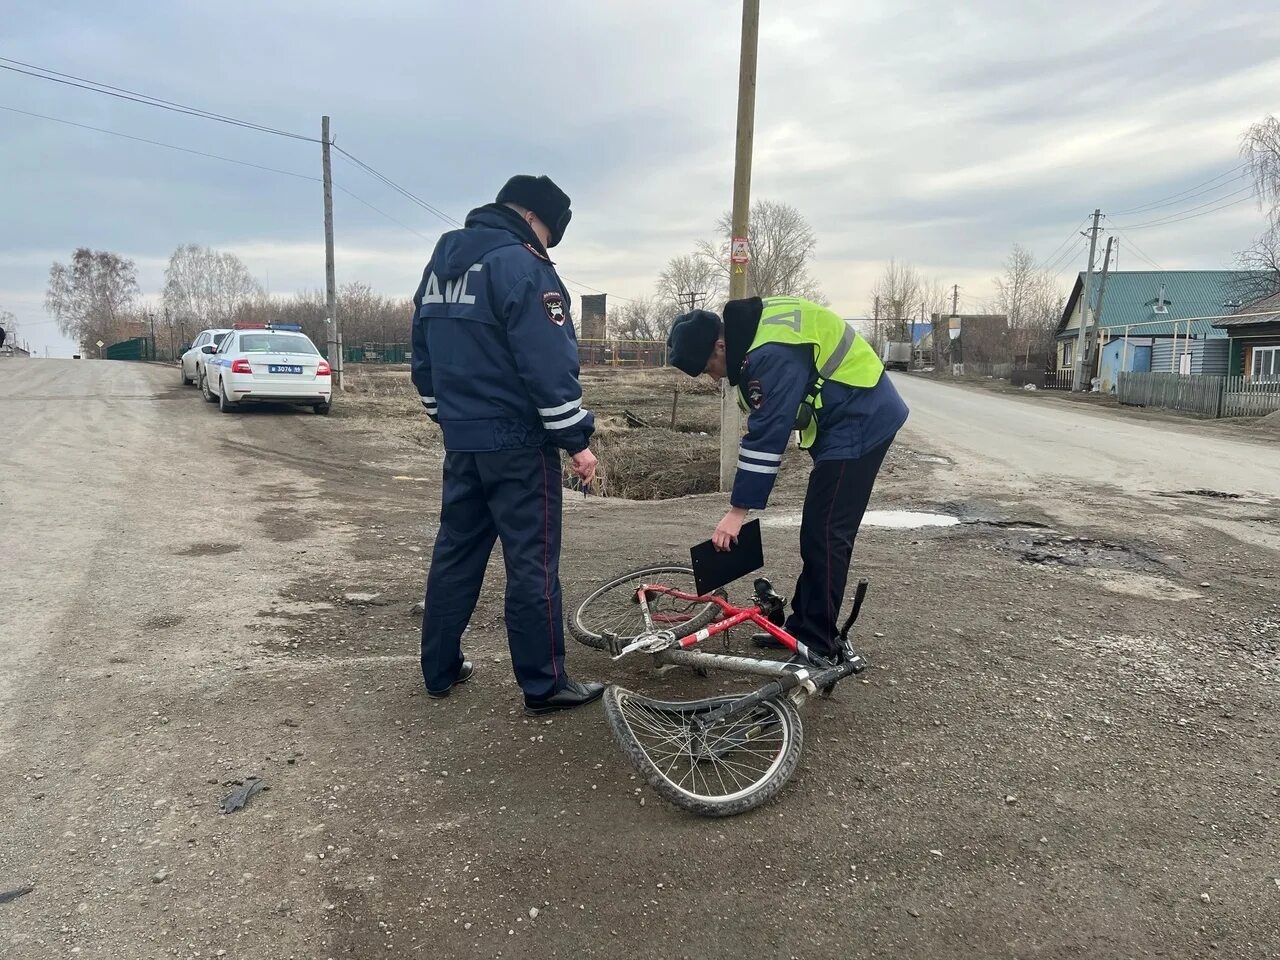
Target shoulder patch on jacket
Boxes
[543,291,567,325]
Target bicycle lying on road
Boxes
[570,567,871,817]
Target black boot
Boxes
[427,659,474,699]
[523,677,605,716]
[750,632,789,651]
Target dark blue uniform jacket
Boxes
[727,315,909,510]
[411,205,594,454]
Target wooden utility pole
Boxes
[1071,209,1102,391]
[1085,235,1115,381]
[951,284,959,317]
[321,115,342,388]
[719,0,760,492]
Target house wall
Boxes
[1148,337,1228,375]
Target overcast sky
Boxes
[3,0,1280,356]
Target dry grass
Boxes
[339,363,729,499]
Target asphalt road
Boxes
[891,374,1280,498]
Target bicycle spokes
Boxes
[605,689,801,812]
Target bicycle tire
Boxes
[568,565,721,652]
[603,685,804,817]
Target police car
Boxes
[179,327,231,385]
[198,323,333,415]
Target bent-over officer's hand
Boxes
[570,448,598,485]
[712,506,749,552]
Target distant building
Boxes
[1055,270,1266,386]
[579,294,607,341]
[1214,288,1280,381]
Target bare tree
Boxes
[337,281,412,345]
[1234,116,1280,302]
[992,244,1037,327]
[608,296,669,341]
[696,199,825,302]
[867,259,922,346]
[655,253,724,315]
[46,248,140,348]
[162,244,262,344]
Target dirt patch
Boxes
[1178,488,1243,500]
[175,542,240,557]
[1018,535,1168,573]
[141,613,186,630]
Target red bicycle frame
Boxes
[635,585,828,665]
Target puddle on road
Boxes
[762,509,961,530]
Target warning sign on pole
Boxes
[730,237,750,264]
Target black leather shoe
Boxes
[523,677,605,716]
[751,632,789,651]
[427,660,474,699]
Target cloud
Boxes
[2,0,1279,357]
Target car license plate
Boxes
[268,364,303,374]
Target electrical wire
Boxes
[1110,162,1250,216]
[1110,191,1255,230]
[0,57,318,142]
[0,103,319,181]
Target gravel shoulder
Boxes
[2,359,1277,960]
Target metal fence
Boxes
[578,338,667,368]
[342,342,409,364]
[1118,371,1280,418]
[104,336,157,361]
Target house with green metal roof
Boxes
[1054,270,1267,389]
[1213,288,1280,381]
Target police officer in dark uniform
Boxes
[411,175,604,715]
[667,296,909,664]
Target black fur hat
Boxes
[667,310,722,377]
[496,175,572,247]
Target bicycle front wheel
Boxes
[568,565,721,651]
[603,685,804,817]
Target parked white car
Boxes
[198,324,333,415]
[179,328,231,385]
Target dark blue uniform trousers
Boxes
[421,445,566,699]
[783,437,893,659]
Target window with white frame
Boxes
[1253,345,1280,382]
[1061,340,1074,368]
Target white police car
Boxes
[179,328,231,385]
[198,323,333,415]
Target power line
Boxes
[331,147,637,301]
[1111,191,1255,230]
[1110,162,1250,216]
[1102,223,1166,273]
[0,103,319,181]
[332,146,462,228]
[332,183,434,242]
[0,57,318,142]
[1039,214,1092,269]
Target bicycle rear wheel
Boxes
[603,685,804,817]
[569,565,721,651]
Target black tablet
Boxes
[689,519,764,596]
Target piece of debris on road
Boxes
[0,885,34,904]
[221,777,267,814]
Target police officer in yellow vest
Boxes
[667,296,909,661]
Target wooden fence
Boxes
[1221,375,1280,417]
[1118,372,1280,418]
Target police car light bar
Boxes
[270,323,304,331]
